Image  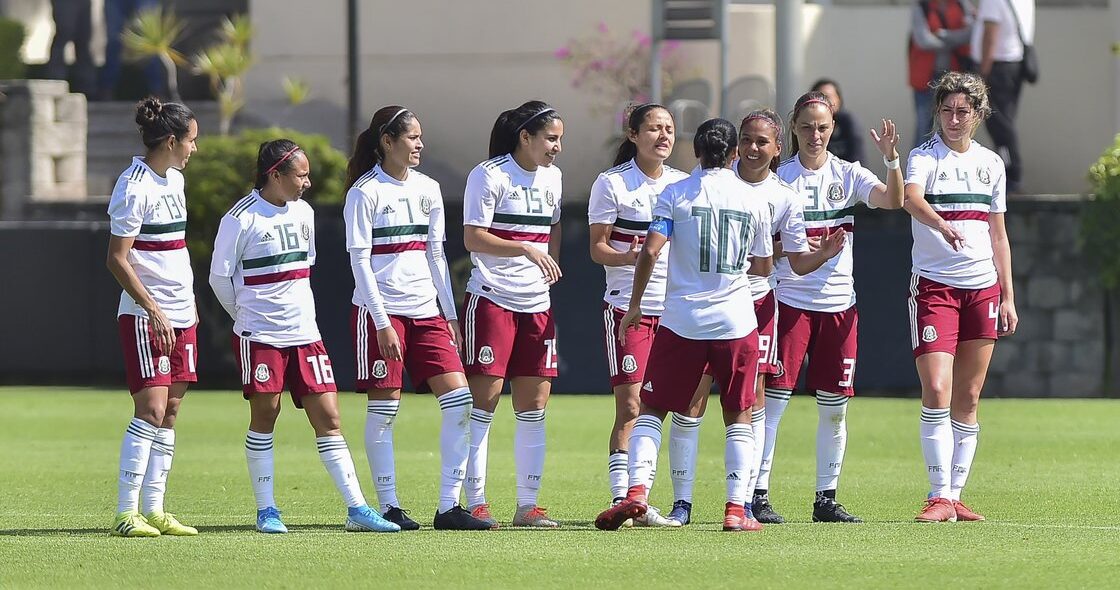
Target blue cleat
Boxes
[346,505,401,533]
[666,500,692,526]
[256,507,288,534]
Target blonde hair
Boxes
[931,71,992,138]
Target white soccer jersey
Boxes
[210,191,321,346]
[344,164,446,319]
[906,134,1006,289]
[775,153,881,313]
[733,162,811,301]
[588,159,688,314]
[653,167,772,340]
[107,157,196,328]
[464,154,562,313]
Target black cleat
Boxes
[752,495,785,524]
[383,506,421,530]
[812,496,863,523]
[433,505,495,530]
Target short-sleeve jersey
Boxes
[344,164,445,319]
[653,167,773,340]
[732,161,810,301]
[210,191,321,346]
[775,153,881,313]
[463,154,562,313]
[906,134,1006,289]
[587,159,688,314]
[107,157,196,328]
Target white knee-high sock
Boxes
[464,408,493,508]
[140,428,175,514]
[815,391,849,492]
[628,414,663,498]
[920,407,953,499]
[725,423,755,505]
[669,413,702,502]
[608,451,629,500]
[514,409,547,507]
[245,430,276,510]
[756,388,791,494]
[118,418,158,513]
[437,388,473,513]
[316,435,365,509]
[365,399,400,511]
[950,419,980,501]
[746,408,766,494]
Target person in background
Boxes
[47,0,96,95]
[99,0,165,100]
[811,79,865,165]
[908,0,975,143]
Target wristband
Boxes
[884,156,900,170]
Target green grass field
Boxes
[1,387,1118,588]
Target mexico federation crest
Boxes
[826,182,844,203]
[544,190,556,207]
[419,196,432,215]
[922,325,938,343]
[977,167,991,185]
[300,222,311,241]
[621,354,638,374]
[478,346,495,365]
[157,356,171,375]
[773,360,785,379]
[372,360,388,379]
[255,363,271,383]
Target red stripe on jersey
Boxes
[937,210,990,222]
[243,267,311,286]
[489,228,550,243]
[609,231,645,244]
[132,239,186,251]
[372,241,427,254]
[805,223,854,238]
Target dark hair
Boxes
[612,103,673,166]
[739,109,783,173]
[346,105,416,188]
[255,139,303,190]
[488,100,562,159]
[134,96,195,149]
[787,91,835,156]
[810,78,842,103]
[693,118,738,169]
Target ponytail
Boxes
[488,100,562,159]
[347,105,414,187]
[612,103,672,167]
[694,118,737,169]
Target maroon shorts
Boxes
[603,303,659,388]
[233,336,335,407]
[117,314,197,394]
[641,327,760,414]
[909,275,1001,357]
[352,305,464,392]
[754,291,779,376]
[768,302,858,396]
[460,293,558,379]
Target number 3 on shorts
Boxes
[306,355,335,385]
[838,358,856,388]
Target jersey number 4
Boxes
[691,206,752,274]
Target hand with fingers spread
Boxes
[819,227,847,259]
[617,307,642,347]
[376,326,403,362]
[869,118,900,162]
[524,246,562,285]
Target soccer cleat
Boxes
[596,497,646,531]
[611,497,634,528]
[812,496,864,523]
[666,500,693,526]
[952,500,985,522]
[383,506,420,531]
[346,505,401,532]
[915,497,958,523]
[256,507,288,534]
[723,502,763,531]
[144,511,198,536]
[433,505,496,531]
[469,503,499,529]
[634,505,679,527]
[111,510,160,537]
[512,505,559,528]
[752,495,785,524]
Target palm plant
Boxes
[194,14,254,135]
[121,7,187,102]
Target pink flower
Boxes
[553,46,572,60]
[597,21,609,34]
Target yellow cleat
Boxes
[111,510,161,537]
[144,511,199,536]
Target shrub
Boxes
[1084,135,1120,289]
[0,18,26,80]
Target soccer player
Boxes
[460,101,564,528]
[343,106,492,531]
[903,72,1013,523]
[589,103,710,527]
[209,139,399,534]
[595,118,773,532]
[759,92,905,524]
[106,97,199,537]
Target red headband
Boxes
[265,146,301,175]
[801,98,834,113]
[743,114,781,133]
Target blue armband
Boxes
[648,216,673,237]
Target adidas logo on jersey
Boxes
[381,205,396,215]
[937,171,949,181]
[260,232,275,243]
[631,198,645,208]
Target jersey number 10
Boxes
[691,206,752,274]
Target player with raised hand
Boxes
[343,106,492,531]
[106,97,199,538]
[460,101,564,528]
[903,72,1012,523]
[595,118,773,533]
[758,91,905,524]
[209,140,399,535]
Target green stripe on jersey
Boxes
[139,221,186,234]
[372,224,428,238]
[925,193,992,205]
[243,251,308,269]
[803,206,857,222]
[493,213,553,227]
[613,218,649,231]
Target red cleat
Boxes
[915,497,957,523]
[723,502,749,532]
[595,485,647,530]
[952,500,985,521]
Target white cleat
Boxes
[634,505,680,527]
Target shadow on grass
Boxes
[0,524,349,537]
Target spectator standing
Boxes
[909,0,974,143]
